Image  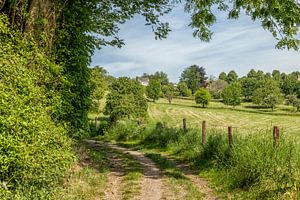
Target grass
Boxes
[92,96,300,199]
[52,142,143,200]
[51,144,110,200]
[144,151,204,200]
[149,98,300,137]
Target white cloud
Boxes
[91,6,300,82]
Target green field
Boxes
[149,98,300,137]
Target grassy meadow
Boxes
[149,98,300,137]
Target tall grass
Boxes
[100,120,300,199]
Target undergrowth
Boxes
[98,119,300,199]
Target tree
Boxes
[221,83,242,106]
[252,79,283,111]
[280,74,298,96]
[177,82,192,97]
[240,77,257,101]
[208,79,228,99]
[296,82,300,98]
[272,70,281,81]
[146,79,161,102]
[184,0,300,50]
[247,69,265,80]
[105,77,148,121]
[195,88,211,108]
[180,65,207,94]
[162,84,175,104]
[226,70,238,84]
[219,72,227,81]
[90,66,108,112]
[286,95,300,112]
[150,71,169,86]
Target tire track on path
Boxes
[89,140,164,200]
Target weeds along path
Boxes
[86,140,219,200]
[86,140,164,200]
[85,140,143,200]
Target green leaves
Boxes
[195,87,211,107]
[184,0,300,50]
[105,77,148,121]
[252,78,283,110]
[0,15,74,198]
[221,82,242,106]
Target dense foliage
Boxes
[195,88,211,107]
[252,79,283,111]
[105,77,148,121]
[0,15,74,198]
[180,65,208,94]
[177,82,192,97]
[221,83,242,106]
[90,66,108,113]
[146,79,162,102]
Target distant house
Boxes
[298,75,300,81]
[137,77,149,86]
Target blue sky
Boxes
[91,4,300,83]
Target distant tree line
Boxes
[98,66,300,123]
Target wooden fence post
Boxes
[202,121,206,145]
[183,118,187,132]
[273,126,279,146]
[228,126,233,147]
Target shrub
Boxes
[103,120,146,141]
[195,88,211,107]
[0,15,74,199]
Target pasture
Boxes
[148,98,300,137]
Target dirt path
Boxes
[173,162,217,200]
[86,140,218,200]
[88,140,163,200]
[85,140,124,200]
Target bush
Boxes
[142,122,184,148]
[195,88,211,107]
[0,15,74,198]
[103,120,146,141]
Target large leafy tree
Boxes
[105,77,148,121]
[252,79,283,111]
[240,77,258,101]
[146,79,162,102]
[280,74,298,96]
[150,71,170,86]
[226,70,238,84]
[219,72,227,81]
[222,83,242,106]
[180,65,207,94]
